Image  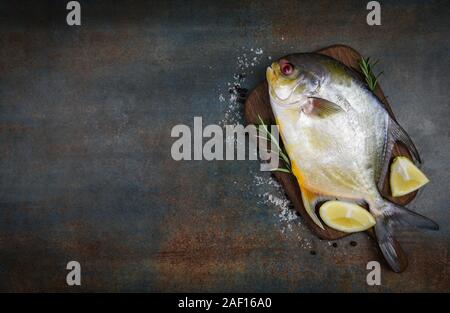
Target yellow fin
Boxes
[291,161,325,229]
[299,185,325,230]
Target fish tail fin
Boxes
[374,200,438,272]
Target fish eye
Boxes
[280,61,294,76]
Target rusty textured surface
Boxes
[0,0,449,292]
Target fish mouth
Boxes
[266,65,275,85]
[266,65,280,100]
[266,64,304,104]
[266,64,289,101]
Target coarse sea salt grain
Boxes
[252,172,303,235]
[219,47,271,126]
[253,173,281,187]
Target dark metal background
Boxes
[0,0,448,292]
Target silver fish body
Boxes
[266,53,438,272]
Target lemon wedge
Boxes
[319,201,376,233]
[390,156,429,197]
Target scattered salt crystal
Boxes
[219,47,266,125]
[215,48,319,251]
[255,48,263,55]
[253,174,281,187]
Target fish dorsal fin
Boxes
[388,117,421,163]
[376,117,421,191]
[305,97,344,118]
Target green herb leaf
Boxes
[256,115,292,174]
[269,168,292,173]
[359,57,383,91]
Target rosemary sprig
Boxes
[257,115,292,173]
[359,57,383,91]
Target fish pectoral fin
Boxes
[299,185,325,230]
[305,97,344,118]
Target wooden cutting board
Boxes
[244,45,417,247]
